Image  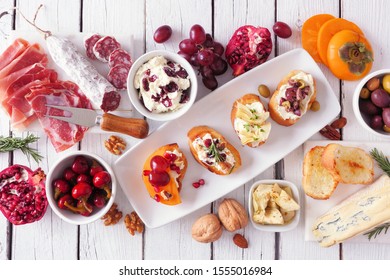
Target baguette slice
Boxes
[231,93,271,148]
[312,174,390,247]
[142,143,187,206]
[321,143,374,184]
[302,146,339,199]
[187,125,241,175]
[269,70,316,126]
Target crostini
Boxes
[269,70,316,126]
[187,126,241,175]
[231,93,271,147]
[142,143,187,205]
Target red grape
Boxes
[197,49,214,66]
[210,55,228,75]
[177,50,191,62]
[150,155,169,172]
[203,33,214,48]
[189,24,206,44]
[154,25,172,43]
[202,76,218,90]
[273,21,292,38]
[148,171,170,186]
[200,66,214,79]
[213,42,224,56]
[179,39,198,55]
[190,54,200,67]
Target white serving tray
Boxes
[114,48,341,228]
[304,140,390,244]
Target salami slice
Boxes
[108,48,132,68]
[93,36,121,62]
[101,91,121,112]
[84,34,102,60]
[107,65,129,90]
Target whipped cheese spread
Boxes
[275,71,314,120]
[134,56,191,113]
[165,149,185,189]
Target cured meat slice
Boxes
[84,34,102,60]
[101,90,121,112]
[0,38,29,71]
[107,65,129,90]
[108,48,132,68]
[0,44,47,79]
[92,36,121,62]
[25,81,92,152]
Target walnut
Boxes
[218,198,248,232]
[124,211,144,236]
[101,203,122,226]
[191,213,223,243]
[105,135,127,155]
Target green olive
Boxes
[359,87,371,99]
[258,84,271,98]
[310,100,320,112]
[382,74,390,94]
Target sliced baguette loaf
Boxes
[321,143,374,185]
[302,146,339,200]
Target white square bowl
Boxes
[248,179,300,232]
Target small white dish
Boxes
[127,50,198,122]
[352,69,390,139]
[248,179,300,232]
[46,151,116,225]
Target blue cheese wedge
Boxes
[312,174,390,247]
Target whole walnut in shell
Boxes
[218,198,248,232]
[191,213,223,243]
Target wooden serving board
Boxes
[304,140,390,244]
[0,30,135,133]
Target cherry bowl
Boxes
[127,50,198,122]
[353,69,390,139]
[46,151,117,225]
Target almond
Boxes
[233,233,248,248]
[330,117,347,129]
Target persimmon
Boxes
[317,18,363,66]
[302,14,335,62]
[327,30,373,80]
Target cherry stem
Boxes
[103,185,112,199]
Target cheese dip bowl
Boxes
[127,50,197,122]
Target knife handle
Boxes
[100,113,149,139]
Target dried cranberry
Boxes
[167,61,175,68]
[204,139,212,148]
[179,89,190,104]
[142,77,150,91]
[149,75,158,82]
[162,98,172,107]
[163,66,177,77]
[176,67,188,78]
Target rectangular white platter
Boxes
[0,31,135,133]
[304,140,390,244]
[114,48,341,228]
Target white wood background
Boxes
[0,0,389,260]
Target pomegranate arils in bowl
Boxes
[0,165,48,225]
[225,25,273,76]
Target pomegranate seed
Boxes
[198,179,205,185]
[204,139,212,148]
[154,194,161,202]
[153,186,160,193]
[143,170,151,176]
[192,182,200,188]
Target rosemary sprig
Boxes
[209,140,223,163]
[370,148,390,177]
[0,134,43,163]
[364,223,390,241]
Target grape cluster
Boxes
[178,24,228,90]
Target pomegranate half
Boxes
[0,164,48,225]
[225,25,272,76]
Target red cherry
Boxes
[92,194,106,208]
[71,182,93,200]
[63,167,77,182]
[53,179,70,193]
[77,174,92,184]
[72,156,89,174]
[150,155,169,172]
[58,194,74,209]
[92,171,111,188]
[90,160,104,177]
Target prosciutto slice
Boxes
[25,81,92,152]
[0,38,29,71]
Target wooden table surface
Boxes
[1,0,390,260]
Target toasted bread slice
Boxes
[231,93,271,148]
[321,143,374,184]
[187,125,241,175]
[142,143,187,206]
[302,146,339,200]
[269,70,316,126]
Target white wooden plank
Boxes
[143,0,212,260]
[341,0,390,259]
[277,0,340,259]
[11,0,80,260]
[81,0,145,260]
[212,0,276,260]
[0,0,13,260]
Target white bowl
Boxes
[127,50,198,122]
[248,179,300,232]
[352,69,390,139]
[46,151,116,225]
